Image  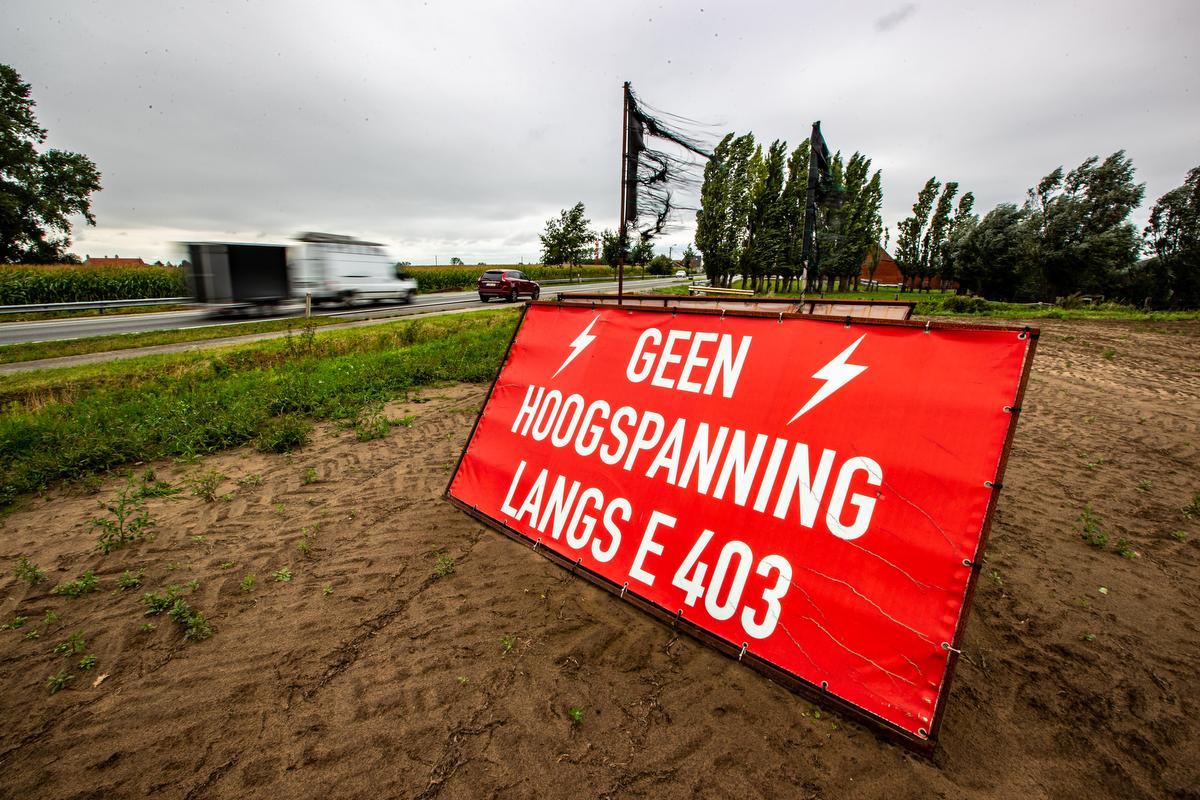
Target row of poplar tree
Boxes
[694,130,1198,308]
[694,133,883,292]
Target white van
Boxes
[289,232,417,305]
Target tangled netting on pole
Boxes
[624,84,713,244]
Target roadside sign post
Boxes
[447,303,1036,750]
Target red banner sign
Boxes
[447,303,1036,746]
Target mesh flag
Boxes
[622,83,711,244]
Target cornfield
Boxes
[405,264,616,293]
[0,264,188,305]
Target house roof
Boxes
[84,257,146,267]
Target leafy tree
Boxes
[938,193,977,288]
[449,257,464,265]
[740,140,786,291]
[894,178,940,290]
[648,254,673,275]
[865,227,889,287]
[695,133,756,286]
[815,152,882,291]
[629,239,654,267]
[1023,151,1144,298]
[680,243,697,271]
[0,64,102,263]
[1143,165,1200,307]
[539,201,594,265]
[599,229,626,269]
[953,204,1032,300]
[919,182,958,289]
[779,140,811,291]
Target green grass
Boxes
[0,303,188,323]
[0,310,517,507]
[647,284,1200,321]
[0,315,342,365]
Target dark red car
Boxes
[477,269,540,302]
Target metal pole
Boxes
[800,120,822,307]
[617,82,630,305]
[305,291,312,318]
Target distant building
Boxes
[859,246,901,284]
[858,247,955,290]
[85,256,146,268]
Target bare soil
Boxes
[1,319,1198,799]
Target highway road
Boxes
[0,277,687,346]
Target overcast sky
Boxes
[4,0,1197,264]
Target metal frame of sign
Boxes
[444,301,1039,753]
[553,292,918,319]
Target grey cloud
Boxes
[3,0,1198,264]
[875,3,918,32]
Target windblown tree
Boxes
[918,181,959,289]
[0,64,102,263]
[1142,165,1200,308]
[695,133,757,287]
[865,227,890,287]
[776,140,811,292]
[938,193,977,289]
[539,202,594,265]
[739,140,786,292]
[814,152,883,291]
[1023,151,1144,299]
[893,178,940,291]
[952,204,1031,300]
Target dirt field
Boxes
[1,319,1197,799]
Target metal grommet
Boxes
[738,642,748,661]
[918,727,929,738]
[673,609,683,627]
[924,321,932,334]
[1018,326,1029,340]
[620,582,628,598]
[984,480,994,488]
[533,537,542,551]
[961,558,972,567]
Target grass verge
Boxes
[0,309,519,508]
[0,315,342,365]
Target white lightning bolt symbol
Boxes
[787,334,868,424]
[552,314,600,378]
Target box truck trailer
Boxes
[185,233,418,311]
[289,232,417,305]
[185,242,291,309]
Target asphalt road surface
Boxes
[0,277,687,346]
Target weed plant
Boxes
[14,556,45,586]
[52,571,99,598]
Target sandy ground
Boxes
[1,318,1197,800]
